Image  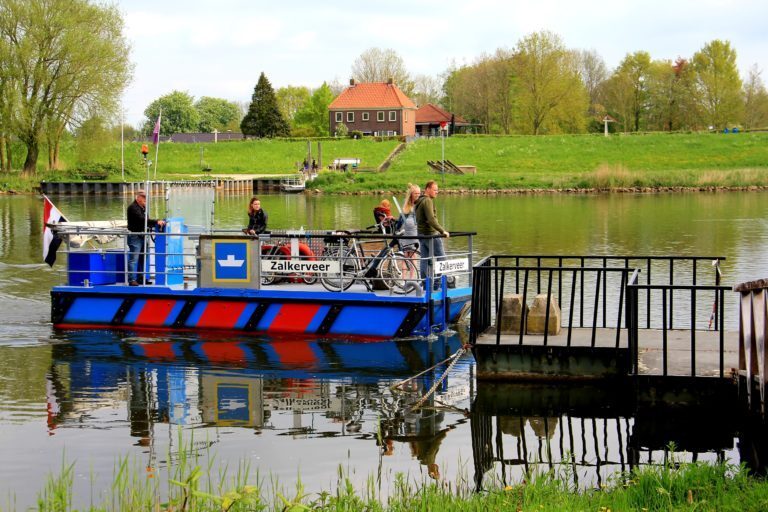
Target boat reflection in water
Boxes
[46,330,473,478]
[44,329,768,493]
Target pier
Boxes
[39,176,299,196]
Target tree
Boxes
[195,97,240,133]
[411,74,444,107]
[742,65,768,129]
[578,49,608,115]
[293,83,334,136]
[0,0,132,175]
[512,31,588,134]
[351,47,414,95]
[143,91,199,136]
[241,72,289,138]
[618,51,652,131]
[692,40,743,129]
[275,86,310,127]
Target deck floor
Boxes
[475,327,738,377]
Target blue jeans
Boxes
[419,236,445,287]
[127,234,145,283]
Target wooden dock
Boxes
[474,327,738,379]
[39,176,301,196]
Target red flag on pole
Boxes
[43,195,68,266]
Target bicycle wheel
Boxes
[260,245,283,285]
[380,251,419,294]
[320,244,357,292]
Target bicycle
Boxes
[319,229,419,293]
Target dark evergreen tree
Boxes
[240,72,290,138]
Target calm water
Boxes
[1,191,768,507]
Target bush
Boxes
[349,130,363,139]
[69,162,121,180]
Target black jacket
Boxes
[247,209,268,234]
[127,200,159,233]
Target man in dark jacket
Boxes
[127,190,165,286]
[414,180,449,286]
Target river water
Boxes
[1,191,767,507]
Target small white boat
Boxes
[280,175,305,193]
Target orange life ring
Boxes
[272,243,315,282]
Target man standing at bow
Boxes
[127,190,165,286]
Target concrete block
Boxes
[526,294,561,335]
[495,294,527,334]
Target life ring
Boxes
[263,243,316,283]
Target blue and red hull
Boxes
[51,285,471,339]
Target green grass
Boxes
[17,436,768,511]
[4,132,768,193]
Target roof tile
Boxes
[329,82,416,110]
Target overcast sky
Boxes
[116,0,768,127]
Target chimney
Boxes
[349,78,356,86]
[387,77,394,85]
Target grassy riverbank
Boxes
[26,450,768,511]
[3,132,768,193]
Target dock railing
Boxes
[471,255,730,377]
[626,267,730,377]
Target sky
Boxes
[116,0,768,127]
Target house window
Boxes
[347,112,354,123]
[362,112,369,121]
[389,111,397,122]
[377,111,384,122]
[335,112,342,123]
[405,111,408,122]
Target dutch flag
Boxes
[43,195,67,266]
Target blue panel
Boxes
[64,297,123,323]
[213,241,249,281]
[234,303,258,329]
[256,304,282,331]
[305,304,331,333]
[165,300,186,327]
[185,301,208,327]
[217,384,250,422]
[122,299,146,325]
[330,306,408,337]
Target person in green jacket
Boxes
[414,180,450,286]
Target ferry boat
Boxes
[46,185,475,340]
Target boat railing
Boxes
[50,224,476,294]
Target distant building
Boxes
[415,104,472,136]
[328,79,417,137]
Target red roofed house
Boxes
[415,103,471,136]
[328,79,417,137]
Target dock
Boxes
[39,176,302,196]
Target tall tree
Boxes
[240,72,289,138]
[275,86,310,127]
[293,83,334,136]
[512,31,588,134]
[692,39,743,129]
[351,47,414,95]
[578,49,608,115]
[143,91,199,135]
[411,74,444,107]
[618,51,652,131]
[0,0,132,175]
[195,97,241,133]
[742,65,768,129]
